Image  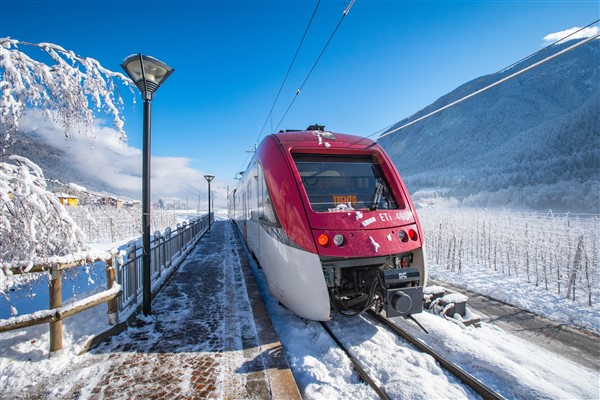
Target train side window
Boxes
[262,194,280,226]
[258,164,281,227]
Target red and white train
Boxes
[229,126,427,321]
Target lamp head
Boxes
[121,54,174,100]
[204,174,215,183]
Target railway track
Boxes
[321,310,506,400]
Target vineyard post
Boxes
[436,222,442,264]
[493,243,497,271]
[584,256,592,306]
[542,254,548,290]
[458,238,463,273]
[110,218,115,243]
[488,222,492,269]
[534,246,539,287]
[566,235,584,301]
[525,222,530,283]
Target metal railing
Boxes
[116,213,212,312]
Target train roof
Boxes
[270,129,377,148]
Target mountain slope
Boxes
[378,39,600,212]
[6,129,123,196]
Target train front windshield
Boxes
[293,154,400,212]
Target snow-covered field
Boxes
[429,262,600,335]
[418,208,600,335]
[1,210,599,399]
[420,208,599,309]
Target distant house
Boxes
[124,200,139,208]
[98,196,124,208]
[56,193,79,207]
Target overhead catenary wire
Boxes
[374,20,600,141]
[272,0,356,134]
[236,0,321,178]
[255,0,322,145]
[236,0,355,177]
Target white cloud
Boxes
[543,26,599,45]
[17,113,220,204]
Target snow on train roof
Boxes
[272,130,376,148]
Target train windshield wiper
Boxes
[370,178,385,211]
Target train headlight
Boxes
[398,230,408,242]
[318,234,330,246]
[333,234,345,247]
[399,229,418,242]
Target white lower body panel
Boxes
[250,222,330,321]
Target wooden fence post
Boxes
[106,258,119,325]
[49,265,63,354]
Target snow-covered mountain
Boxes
[378,39,599,213]
[6,120,221,205]
[7,129,122,196]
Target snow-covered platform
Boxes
[96,220,301,399]
[1,221,300,399]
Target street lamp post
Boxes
[121,54,174,316]
[204,174,215,230]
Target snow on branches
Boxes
[0,39,130,311]
[0,38,132,270]
[0,37,133,145]
[0,155,88,273]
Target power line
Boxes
[236,1,321,177]
[272,0,356,134]
[495,19,599,76]
[255,0,321,145]
[375,22,600,141]
[236,0,356,177]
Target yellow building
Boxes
[57,194,79,207]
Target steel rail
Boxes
[366,310,506,400]
[320,321,390,400]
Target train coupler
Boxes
[381,267,423,317]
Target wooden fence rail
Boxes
[0,213,211,354]
[0,258,121,353]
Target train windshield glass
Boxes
[292,154,400,212]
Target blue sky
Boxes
[1,0,598,202]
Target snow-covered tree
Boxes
[0,38,133,272]
[0,155,87,269]
[0,37,132,146]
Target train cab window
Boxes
[293,154,400,212]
